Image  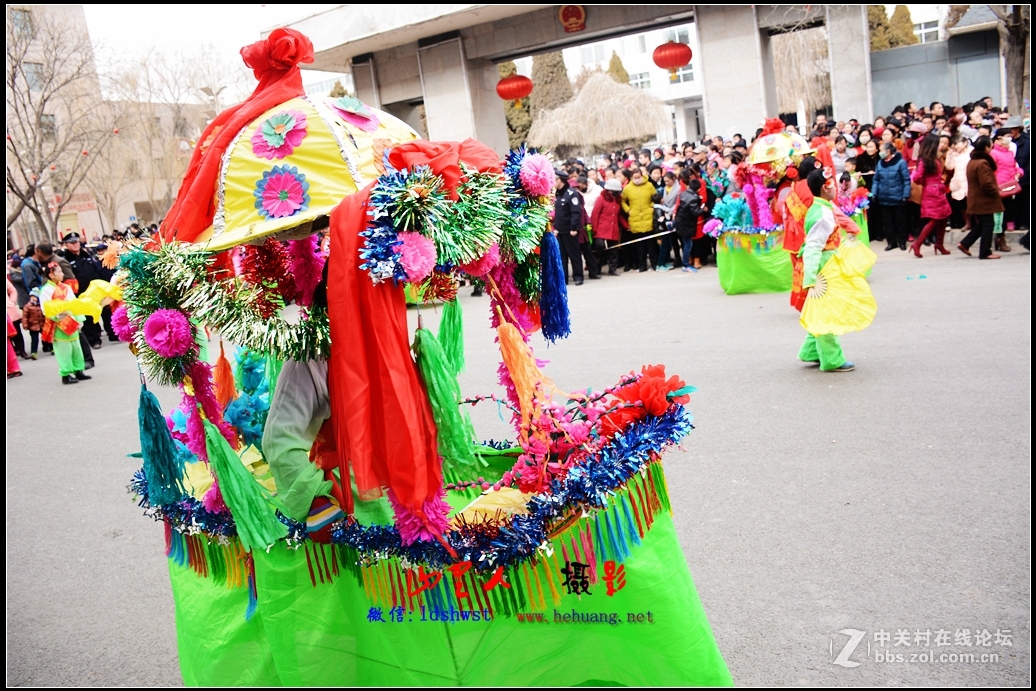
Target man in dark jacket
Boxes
[20,243,42,296]
[871,143,911,251]
[554,171,587,285]
[58,232,106,348]
[674,174,707,271]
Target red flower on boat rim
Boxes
[599,364,691,437]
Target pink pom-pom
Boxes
[202,480,229,514]
[396,232,437,282]
[143,309,194,357]
[519,153,555,196]
[459,242,500,277]
[388,488,451,545]
[111,305,136,342]
[703,218,724,237]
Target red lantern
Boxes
[496,75,533,105]
[652,41,692,74]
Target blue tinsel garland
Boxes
[133,405,692,572]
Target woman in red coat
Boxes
[591,178,623,275]
[909,134,952,257]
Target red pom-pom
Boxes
[785,167,799,180]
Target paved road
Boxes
[6,244,1030,686]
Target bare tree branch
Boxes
[6,7,117,241]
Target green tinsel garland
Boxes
[513,251,542,305]
[501,197,550,264]
[120,243,330,386]
[429,167,509,266]
[182,279,330,363]
[387,167,450,233]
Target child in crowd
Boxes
[21,289,45,360]
[38,263,92,385]
[842,157,862,191]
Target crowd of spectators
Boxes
[547,96,1029,281]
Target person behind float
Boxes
[673,170,708,273]
[590,178,624,275]
[957,135,1005,260]
[620,167,657,273]
[871,142,911,251]
[990,129,1024,252]
[909,134,953,257]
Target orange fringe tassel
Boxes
[213,341,238,410]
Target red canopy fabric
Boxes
[326,185,442,513]
[160,29,314,244]
[387,139,502,200]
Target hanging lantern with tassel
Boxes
[652,41,692,75]
[496,74,533,106]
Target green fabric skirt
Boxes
[168,471,731,686]
[716,231,792,295]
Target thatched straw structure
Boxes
[527,73,670,152]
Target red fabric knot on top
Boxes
[240,28,314,82]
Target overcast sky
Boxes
[83,4,342,83]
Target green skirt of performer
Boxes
[168,465,731,687]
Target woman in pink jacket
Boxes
[6,275,27,359]
[991,131,1024,251]
[910,135,952,257]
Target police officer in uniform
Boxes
[554,171,586,285]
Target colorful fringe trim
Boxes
[159,462,670,619]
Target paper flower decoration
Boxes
[143,308,194,357]
[250,109,308,159]
[519,153,555,196]
[387,488,451,546]
[111,305,136,342]
[330,95,380,133]
[253,165,310,219]
[459,241,500,277]
[396,232,436,282]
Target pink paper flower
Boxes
[203,480,229,514]
[253,165,310,219]
[459,242,500,277]
[111,305,136,342]
[396,232,436,282]
[143,308,194,357]
[329,95,380,133]
[519,153,555,196]
[250,109,308,160]
[388,488,451,545]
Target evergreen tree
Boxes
[529,51,573,118]
[889,5,919,47]
[606,51,630,85]
[498,61,531,149]
[867,5,893,51]
[329,80,349,98]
